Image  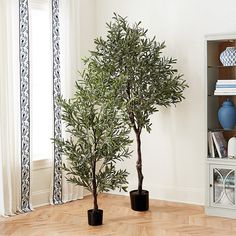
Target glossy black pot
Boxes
[130,190,149,211]
[87,209,103,226]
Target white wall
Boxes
[0,0,5,214]
[0,147,3,214]
[95,0,236,204]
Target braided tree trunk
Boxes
[135,130,143,194]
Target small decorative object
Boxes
[228,137,236,158]
[220,47,236,66]
[218,99,236,130]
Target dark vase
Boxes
[218,99,236,130]
[130,190,149,211]
[87,209,103,226]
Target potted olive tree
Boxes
[54,62,132,225]
[88,14,188,211]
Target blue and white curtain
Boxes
[19,0,31,212]
[0,0,83,216]
[19,0,62,211]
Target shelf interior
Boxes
[207,39,236,158]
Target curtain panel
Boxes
[0,0,83,216]
[59,0,84,203]
[0,0,21,216]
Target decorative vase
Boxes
[228,137,236,158]
[130,190,149,211]
[218,99,236,130]
[220,47,236,66]
[87,209,103,226]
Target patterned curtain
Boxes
[52,0,63,205]
[19,0,62,211]
[19,0,31,212]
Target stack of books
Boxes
[214,80,236,95]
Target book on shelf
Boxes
[215,88,236,92]
[208,131,215,157]
[211,131,227,158]
[214,91,236,95]
[217,80,236,84]
[216,85,236,88]
[214,80,236,95]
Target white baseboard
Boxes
[32,189,89,208]
[31,184,204,208]
[149,185,204,205]
[205,207,236,219]
[32,189,50,208]
[110,183,204,205]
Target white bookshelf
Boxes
[205,34,236,219]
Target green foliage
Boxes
[87,13,188,133]
[54,63,132,195]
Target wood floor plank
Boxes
[1,194,236,235]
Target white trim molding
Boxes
[32,159,52,171]
[32,189,50,207]
[111,182,204,205]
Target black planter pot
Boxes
[130,190,149,211]
[87,209,103,226]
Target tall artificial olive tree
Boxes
[54,62,132,224]
[88,14,188,197]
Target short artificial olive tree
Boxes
[88,14,188,195]
[54,63,132,215]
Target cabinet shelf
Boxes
[208,156,236,160]
[208,65,236,69]
[214,184,235,188]
[206,158,236,168]
[208,94,236,97]
[207,156,236,160]
[208,128,236,132]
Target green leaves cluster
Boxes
[87,13,188,133]
[54,63,132,194]
[54,13,188,198]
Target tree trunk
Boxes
[92,161,98,211]
[135,130,143,194]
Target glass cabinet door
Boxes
[210,166,236,208]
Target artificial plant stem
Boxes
[135,130,143,194]
[92,161,98,211]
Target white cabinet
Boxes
[206,160,236,218]
[209,164,235,208]
[206,34,236,219]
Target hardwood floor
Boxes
[1,194,236,235]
